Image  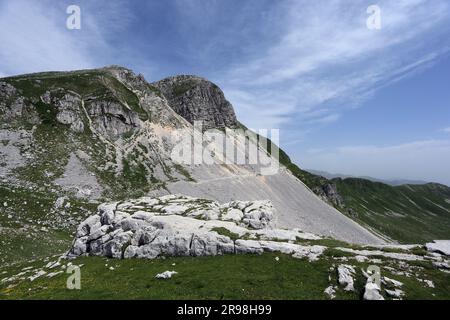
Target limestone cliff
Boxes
[153,75,238,130]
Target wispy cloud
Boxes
[300,140,450,185]
[216,0,450,131]
[443,127,450,133]
[0,0,133,76]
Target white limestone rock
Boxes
[221,208,243,222]
[364,282,384,300]
[235,240,264,255]
[336,247,424,261]
[426,240,450,256]
[155,270,178,279]
[433,261,450,270]
[383,276,403,288]
[67,194,325,262]
[337,265,356,292]
[324,286,336,299]
[28,270,47,282]
[385,289,404,299]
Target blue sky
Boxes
[1,0,450,185]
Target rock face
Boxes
[67,194,326,261]
[313,183,344,208]
[87,100,141,137]
[0,81,40,124]
[154,75,238,130]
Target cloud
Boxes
[228,1,448,85]
[0,1,89,75]
[442,127,450,133]
[0,0,134,76]
[300,140,450,185]
[216,0,450,130]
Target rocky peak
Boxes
[153,75,238,130]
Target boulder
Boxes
[337,265,355,291]
[426,240,450,256]
[363,282,384,300]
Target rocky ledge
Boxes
[67,194,325,261]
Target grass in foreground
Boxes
[1,254,332,300]
[1,253,449,300]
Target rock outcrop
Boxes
[313,183,344,208]
[67,194,325,261]
[0,81,40,124]
[154,75,238,130]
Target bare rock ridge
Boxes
[153,75,238,130]
[0,65,385,245]
[67,194,326,261]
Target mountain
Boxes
[1,66,449,300]
[290,168,450,243]
[0,66,383,266]
[307,169,430,186]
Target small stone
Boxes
[324,286,336,299]
[155,271,177,279]
[385,289,404,299]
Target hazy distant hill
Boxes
[307,169,430,186]
[289,168,450,243]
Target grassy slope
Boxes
[0,69,157,267]
[2,68,148,122]
[1,68,170,199]
[260,133,450,244]
[0,182,97,266]
[1,252,449,300]
[333,179,450,243]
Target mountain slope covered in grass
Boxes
[331,179,450,243]
[279,153,450,243]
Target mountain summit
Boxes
[153,75,238,129]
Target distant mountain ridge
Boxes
[307,169,431,187]
[285,167,450,243]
